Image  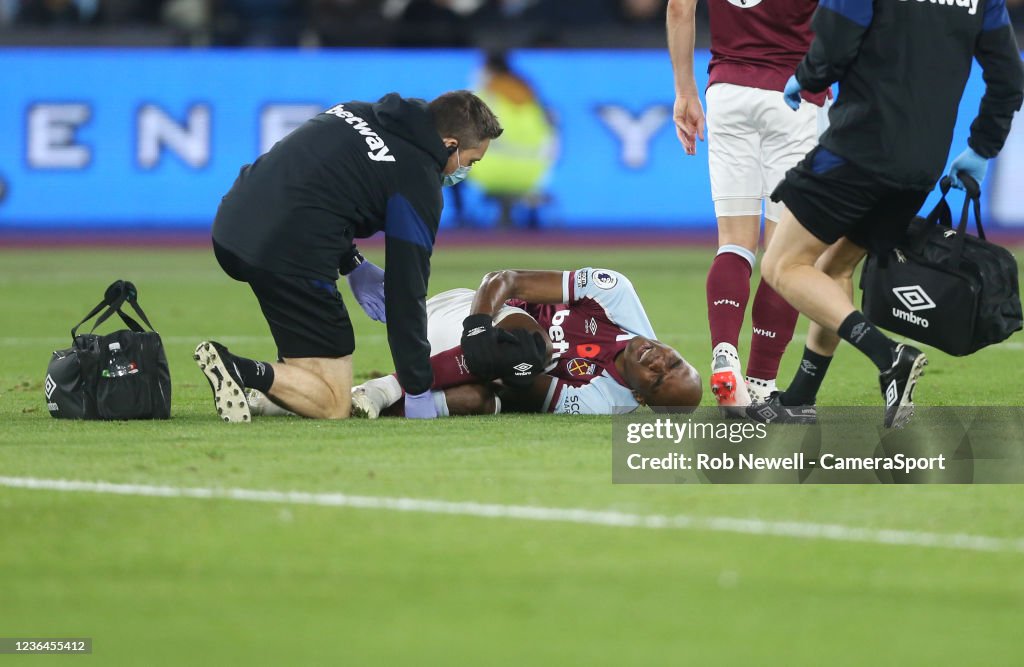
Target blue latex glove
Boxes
[346,260,386,323]
[948,147,988,191]
[783,75,803,111]
[404,390,437,419]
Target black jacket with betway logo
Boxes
[796,0,1024,189]
[213,94,450,394]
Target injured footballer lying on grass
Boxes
[246,267,703,417]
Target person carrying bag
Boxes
[861,175,1022,356]
[45,280,172,420]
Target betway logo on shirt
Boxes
[899,0,979,16]
[324,104,395,162]
[548,309,571,359]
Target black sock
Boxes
[230,354,275,393]
[781,347,832,406]
[837,312,896,371]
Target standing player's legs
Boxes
[745,93,820,403]
[705,83,763,409]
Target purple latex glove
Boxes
[404,390,437,419]
[346,260,386,323]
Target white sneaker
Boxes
[350,375,402,419]
[745,376,777,405]
[246,389,296,417]
[710,343,752,412]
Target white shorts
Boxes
[425,288,532,353]
[706,82,829,222]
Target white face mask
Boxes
[442,149,470,187]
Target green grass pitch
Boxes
[1,245,1022,665]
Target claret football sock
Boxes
[706,247,754,350]
[838,311,897,371]
[429,345,480,390]
[231,354,275,393]
[780,347,833,406]
[747,278,798,382]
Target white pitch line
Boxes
[1,476,1022,555]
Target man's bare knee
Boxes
[320,379,352,419]
[760,249,783,290]
[324,402,350,420]
[816,239,866,281]
[272,355,353,420]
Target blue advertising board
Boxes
[0,48,1020,230]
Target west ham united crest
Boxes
[566,358,597,378]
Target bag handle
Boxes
[926,176,983,236]
[120,283,157,332]
[945,174,984,266]
[71,281,155,338]
[924,178,954,228]
[952,174,985,240]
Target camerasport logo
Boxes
[892,285,937,312]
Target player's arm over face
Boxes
[469,270,566,316]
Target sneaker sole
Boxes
[350,387,380,419]
[194,341,251,423]
[888,353,928,429]
[710,368,752,409]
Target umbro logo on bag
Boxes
[891,285,935,328]
[44,374,56,399]
[892,285,936,312]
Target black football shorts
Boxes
[771,146,930,252]
[213,240,355,359]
